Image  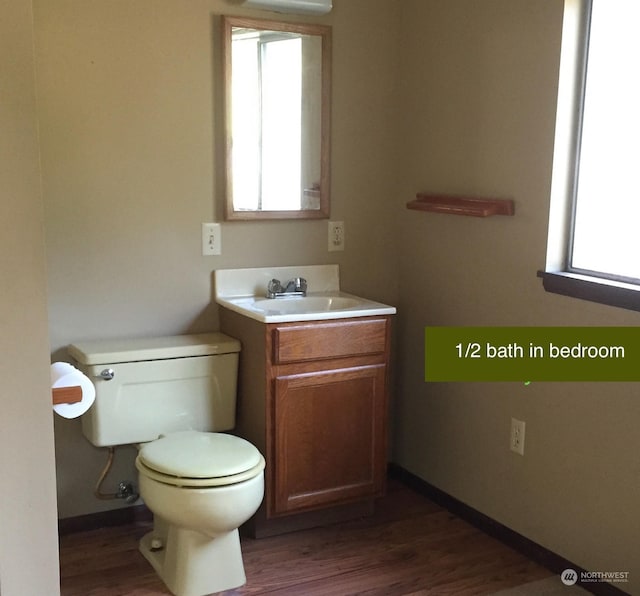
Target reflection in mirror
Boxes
[222,16,331,220]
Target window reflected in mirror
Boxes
[222,17,331,220]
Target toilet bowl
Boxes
[135,431,265,596]
[68,333,265,596]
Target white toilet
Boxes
[68,333,265,596]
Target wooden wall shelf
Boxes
[407,193,515,217]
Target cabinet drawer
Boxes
[272,318,388,364]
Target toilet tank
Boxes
[68,333,241,447]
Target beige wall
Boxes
[34,0,399,518]
[395,0,640,592]
[0,0,60,594]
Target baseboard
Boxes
[58,504,152,536]
[388,463,629,596]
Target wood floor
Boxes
[59,479,552,596]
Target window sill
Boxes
[538,271,640,312]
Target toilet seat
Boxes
[136,430,265,488]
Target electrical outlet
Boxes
[328,221,345,252]
[202,222,221,256]
[510,418,526,455]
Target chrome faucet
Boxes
[267,277,307,299]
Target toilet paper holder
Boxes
[50,362,95,418]
[52,385,82,405]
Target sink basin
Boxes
[251,296,361,315]
[216,292,395,323]
[214,265,396,323]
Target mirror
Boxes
[222,16,331,220]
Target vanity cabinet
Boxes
[220,310,392,536]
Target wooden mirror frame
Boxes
[222,16,332,220]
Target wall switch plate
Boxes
[202,222,221,256]
[510,417,526,455]
[328,221,345,252]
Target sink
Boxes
[251,296,361,315]
[217,292,394,322]
[214,265,396,323]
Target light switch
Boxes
[202,223,222,256]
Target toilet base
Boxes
[140,522,247,596]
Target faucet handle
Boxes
[267,279,283,297]
[295,277,308,293]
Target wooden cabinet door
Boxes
[272,364,387,515]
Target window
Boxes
[540,0,640,311]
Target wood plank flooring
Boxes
[59,479,552,596]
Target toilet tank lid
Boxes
[68,333,241,365]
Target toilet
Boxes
[68,333,265,596]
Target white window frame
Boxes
[540,0,640,311]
